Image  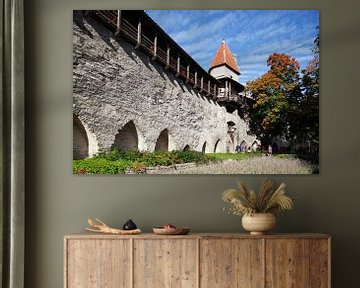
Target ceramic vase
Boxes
[242,213,276,235]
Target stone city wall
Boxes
[73,13,257,159]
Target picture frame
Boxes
[73,9,319,175]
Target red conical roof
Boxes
[209,41,240,74]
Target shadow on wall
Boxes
[112,121,139,151]
[202,141,207,153]
[73,114,89,160]
[183,144,190,151]
[214,139,220,153]
[155,129,169,151]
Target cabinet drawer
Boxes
[65,239,131,288]
[134,239,198,288]
[200,239,263,288]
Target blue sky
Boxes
[146,10,319,84]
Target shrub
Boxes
[169,150,211,165]
[73,158,130,174]
[74,149,214,174]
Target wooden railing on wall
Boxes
[91,10,248,102]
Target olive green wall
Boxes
[24,0,360,287]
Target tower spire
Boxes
[209,41,240,75]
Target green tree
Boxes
[246,53,301,147]
[291,32,319,147]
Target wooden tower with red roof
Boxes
[208,40,245,112]
[209,40,240,80]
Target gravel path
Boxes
[153,156,316,174]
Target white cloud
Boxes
[172,12,238,44]
[148,10,319,82]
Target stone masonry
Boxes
[73,12,257,159]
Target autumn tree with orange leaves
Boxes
[246,53,302,147]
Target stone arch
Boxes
[214,139,220,153]
[73,114,89,160]
[202,141,207,153]
[251,140,258,152]
[113,121,138,151]
[183,145,190,151]
[240,140,247,152]
[155,129,169,151]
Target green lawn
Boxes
[73,149,306,174]
[73,150,213,174]
[206,152,263,160]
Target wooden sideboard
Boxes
[64,233,330,288]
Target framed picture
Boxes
[73,10,319,174]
